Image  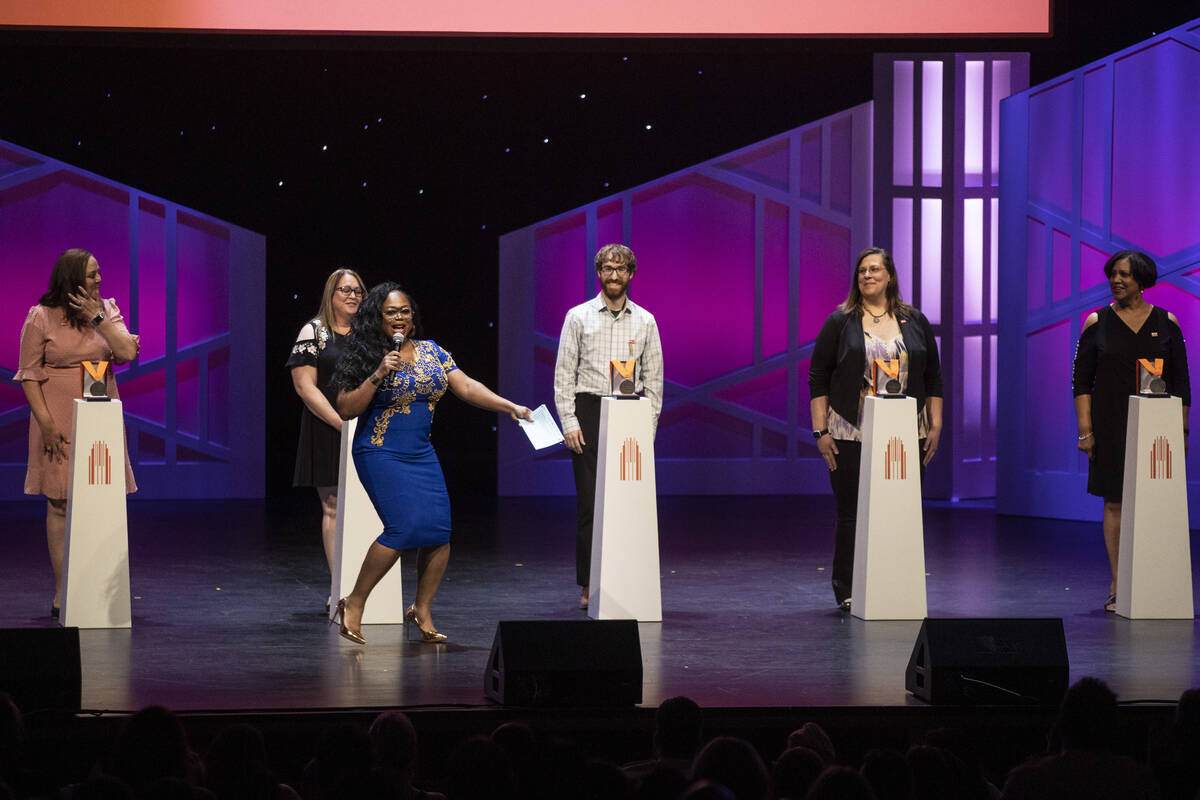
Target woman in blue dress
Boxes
[330,282,532,644]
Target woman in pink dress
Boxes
[15,249,140,618]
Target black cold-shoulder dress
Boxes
[1072,304,1190,502]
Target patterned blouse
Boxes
[828,332,930,441]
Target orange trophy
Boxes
[872,358,903,397]
[80,360,111,400]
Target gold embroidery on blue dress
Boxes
[369,341,452,445]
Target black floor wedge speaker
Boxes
[484,620,642,707]
[906,618,1068,706]
[0,627,82,713]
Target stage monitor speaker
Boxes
[484,620,642,707]
[905,618,1068,706]
[0,627,82,713]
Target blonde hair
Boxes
[316,268,366,332]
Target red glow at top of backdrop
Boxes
[0,0,1051,36]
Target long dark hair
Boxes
[39,248,94,330]
[330,282,424,393]
[838,246,913,318]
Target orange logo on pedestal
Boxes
[619,437,642,481]
[1150,435,1172,480]
[89,441,112,485]
[884,436,907,480]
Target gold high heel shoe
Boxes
[333,598,366,645]
[405,604,447,643]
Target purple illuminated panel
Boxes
[920,198,942,323]
[893,61,915,186]
[1024,320,1073,474]
[1051,229,1071,301]
[531,214,588,338]
[990,199,999,320]
[962,335,982,458]
[1026,80,1074,214]
[796,213,853,346]
[964,61,985,186]
[990,61,1011,186]
[1111,39,1200,256]
[718,139,789,192]
[1025,217,1046,311]
[877,51,1028,500]
[998,17,1200,521]
[499,104,873,495]
[632,176,756,390]
[892,198,913,301]
[921,61,944,187]
[1081,66,1108,229]
[963,198,983,323]
[762,201,789,358]
[0,138,265,498]
[597,201,623,251]
[1080,242,1109,292]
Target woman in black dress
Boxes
[1072,251,1190,612]
[287,268,366,610]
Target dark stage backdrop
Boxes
[0,3,1196,501]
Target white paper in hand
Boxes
[518,404,565,450]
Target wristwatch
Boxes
[812,429,829,439]
[91,311,106,326]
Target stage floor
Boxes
[1,495,1197,713]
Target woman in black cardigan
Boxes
[808,247,944,609]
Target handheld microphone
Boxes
[392,331,405,351]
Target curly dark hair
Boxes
[330,282,424,393]
[39,248,95,330]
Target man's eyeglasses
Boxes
[382,307,414,319]
[599,265,631,277]
[335,286,365,297]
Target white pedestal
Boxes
[589,397,662,622]
[330,418,404,624]
[1117,395,1193,619]
[851,396,928,620]
[62,399,131,629]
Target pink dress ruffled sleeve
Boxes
[14,299,138,498]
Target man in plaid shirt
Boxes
[553,244,664,610]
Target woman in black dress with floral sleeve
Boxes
[287,268,366,611]
[1072,251,1190,612]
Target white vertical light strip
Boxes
[990,198,999,321]
[964,198,983,323]
[893,198,914,302]
[921,60,943,187]
[990,60,1011,186]
[893,61,914,186]
[964,61,984,186]
[920,198,942,324]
